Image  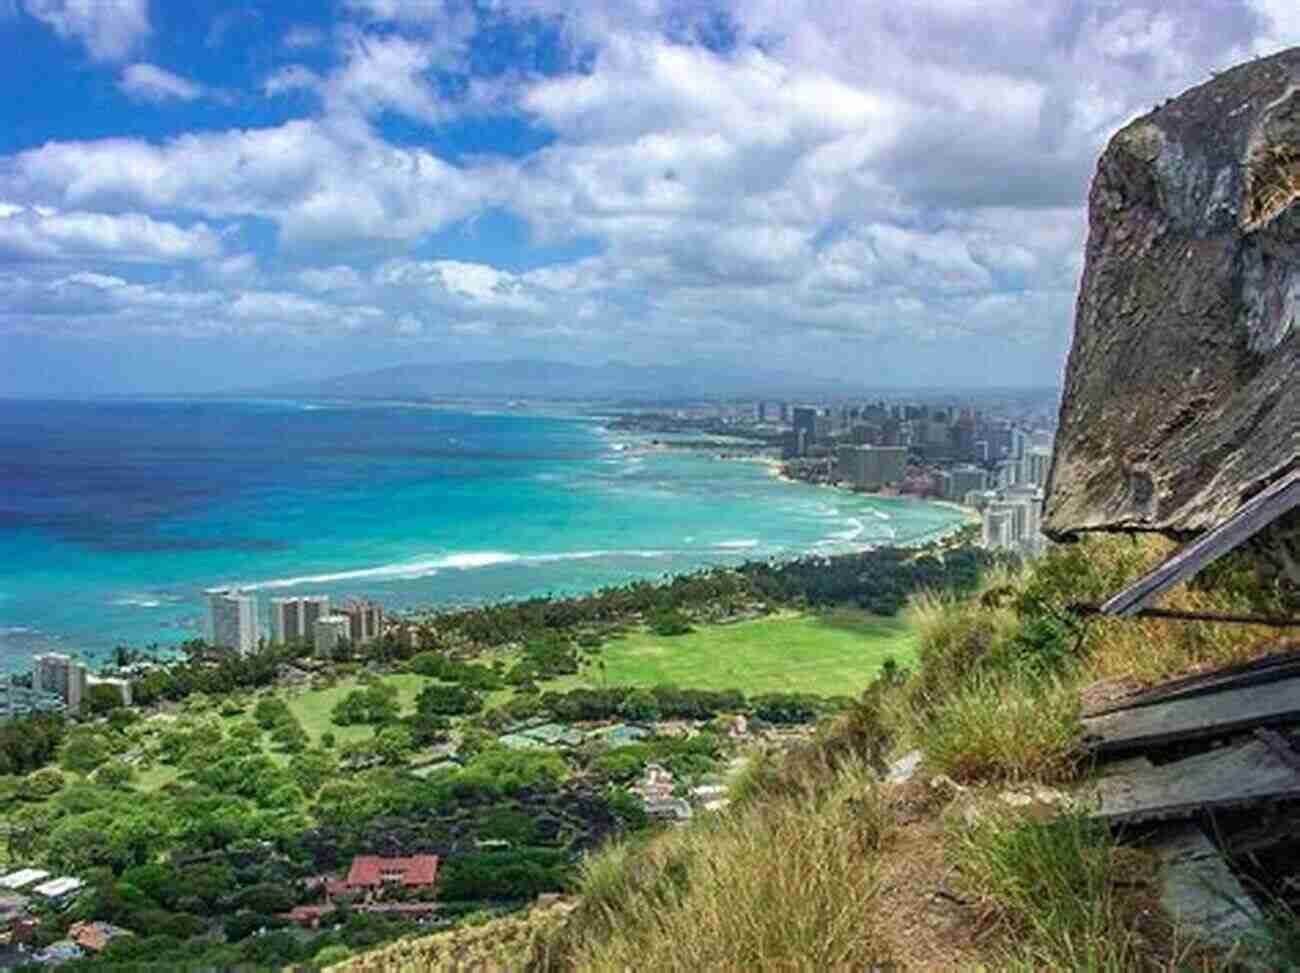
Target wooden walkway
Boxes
[1082,674,1300,755]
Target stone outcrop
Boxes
[1045,48,1300,540]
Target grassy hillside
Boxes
[553,609,915,697]
[335,535,1296,972]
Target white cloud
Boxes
[10,120,496,246]
[0,203,222,261]
[262,65,322,98]
[299,265,364,293]
[4,0,1297,384]
[23,0,149,61]
[118,63,203,103]
[324,30,447,122]
[376,258,544,312]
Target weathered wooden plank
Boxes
[1096,740,1300,823]
[1099,468,1300,617]
[1082,674,1300,754]
[1152,825,1261,947]
[1087,647,1300,716]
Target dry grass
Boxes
[325,901,578,972]
[917,673,1083,784]
[1245,140,1300,228]
[551,758,896,972]
[1059,535,1284,686]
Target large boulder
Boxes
[1045,48,1300,540]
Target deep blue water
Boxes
[0,399,966,669]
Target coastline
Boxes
[1,404,971,663]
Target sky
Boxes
[0,1,1297,396]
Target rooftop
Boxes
[0,869,48,890]
[32,877,84,899]
[345,855,439,888]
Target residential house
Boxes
[32,877,84,904]
[0,869,47,892]
[343,855,439,902]
[68,921,131,954]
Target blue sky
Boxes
[0,0,1296,396]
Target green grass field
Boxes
[550,610,916,698]
[283,672,432,746]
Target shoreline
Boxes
[2,417,972,664]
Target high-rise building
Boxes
[270,595,330,646]
[313,615,351,658]
[836,445,907,490]
[1010,427,1028,461]
[946,465,987,500]
[791,407,818,456]
[33,653,87,711]
[1022,447,1053,488]
[206,589,258,654]
[343,600,384,646]
[86,675,132,707]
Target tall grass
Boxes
[946,806,1171,970]
[892,535,1288,784]
[551,759,895,972]
[918,673,1082,783]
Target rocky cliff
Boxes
[1044,48,1300,540]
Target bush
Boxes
[649,608,692,637]
[20,766,65,799]
[94,759,136,790]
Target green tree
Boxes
[20,767,65,800]
[60,729,109,774]
[415,683,482,716]
[373,725,413,766]
[85,682,126,716]
[288,749,337,796]
[94,759,136,790]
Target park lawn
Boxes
[283,672,432,746]
[548,609,916,698]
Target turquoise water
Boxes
[0,399,965,668]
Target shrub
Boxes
[20,766,65,800]
[648,608,692,637]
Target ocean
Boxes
[0,399,966,669]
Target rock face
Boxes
[1044,48,1300,540]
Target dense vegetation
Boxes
[0,539,1006,969]
[351,535,1296,973]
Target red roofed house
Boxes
[343,855,439,901]
[285,856,440,929]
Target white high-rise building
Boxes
[1022,447,1053,488]
[206,589,258,654]
[270,595,330,646]
[343,600,384,646]
[33,653,87,711]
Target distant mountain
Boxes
[243,359,872,402]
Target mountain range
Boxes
[245,359,875,402]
